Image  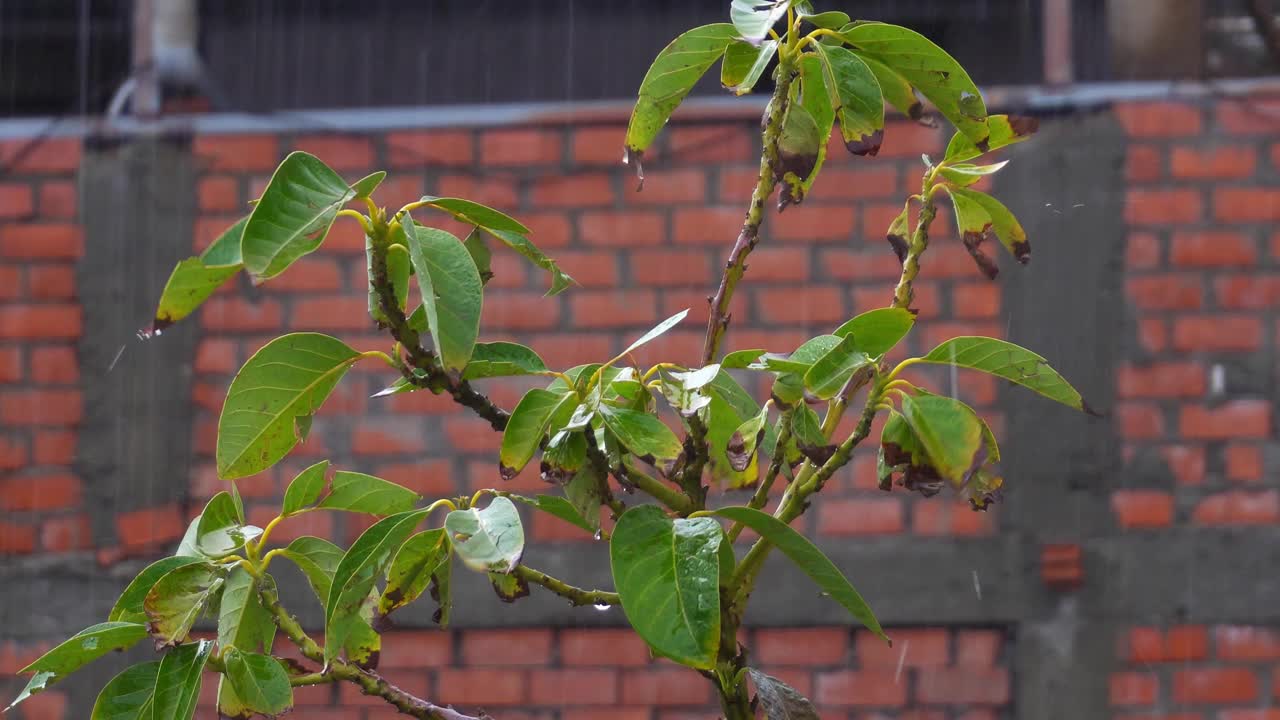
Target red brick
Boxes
[0,435,25,470]
[1172,316,1261,352]
[1173,667,1257,704]
[1222,711,1280,720]
[197,176,240,212]
[1110,672,1158,706]
[9,688,66,718]
[1218,99,1280,134]
[37,181,76,218]
[0,522,35,554]
[0,224,83,259]
[194,339,237,375]
[673,207,744,246]
[815,670,907,707]
[290,296,371,331]
[745,247,810,282]
[194,134,281,172]
[753,628,848,666]
[912,499,995,536]
[553,250,620,288]
[442,416,503,453]
[30,346,77,384]
[874,120,943,158]
[1171,145,1256,179]
[0,473,81,511]
[482,292,562,330]
[952,283,1001,318]
[434,174,519,209]
[337,671,430,706]
[1125,146,1162,183]
[808,166,901,200]
[620,669,711,705]
[33,430,75,465]
[564,710,649,720]
[1171,231,1256,267]
[436,668,527,706]
[260,256,343,292]
[1126,189,1202,225]
[1180,400,1271,439]
[915,667,1009,706]
[1115,103,1203,137]
[1216,275,1280,309]
[0,184,33,218]
[1215,188,1280,223]
[0,390,81,426]
[529,669,618,705]
[0,266,20,300]
[666,125,753,163]
[0,137,80,173]
[1126,275,1202,310]
[1128,626,1207,663]
[630,250,711,286]
[115,504,186,551]
[1138,318,1168,353]
[560,629,652,666]
[956,630,1001,667]
[817,498,904,536]
[462,629,553,666]
[480,129,562,166]
[571,126,627,165]
[1117,363,1205,399]
[624,169,709,207]
[1216,625,1280,660]
[27,265,76,300]
[376,630,451,668]
[530,174,614,208]
[570,290,658,328]
[1116,403,1164,440]
[578,211,666,247]
[1112,490,1175,529]
[386,130,474,167]
[755,286,845,325]
[858,628,947,668]
[290,135,375,170]
[1126,232,1161,269]
[40,513,92,552]
[769,205,857,242]
[0,347,20,383]
[349,421,428,455]
[1226,443,1263,481]
[1192,490,1280,526]
[201,297,284,332]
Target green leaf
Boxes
[857,55,927,125]
[510,491,597,534]
[942,185,1000,280]
[241,152,355,280]
[790,404,834,464]
[489,571,531,602]
[722,39,779,95]
[318,470,421,515]
[429,552,453,627]
[91,662,159,720]
[109,556,207,624]
[900,393,988,486]
[174,515,201,558]
[704,370,763,486]
[731,0,790,43]
[833,307,915,357]
[223,649,293,716]
[721,349,766,370]
[463,342,547,380]
[878,409,935,493]
[610,505,722,669]
[283,536,343,604]
[218,567,275,653]
[7,623,148,711]
[799,9,849,29]
[462,228,494,285]
[351,171,386,199]
[776,101,824,208]
[150,216,247,332]
[401,215,483,372]
[600,406,682,461]
[413,195,530,235]
[712,506,886,641]
[946,187,1030,264]
[343,600,382,669]
[367,239,412,325]
[195,491,262,557]
[217,332,361,480]
[444,496,525,573]
[814,44,885,156]
[378,528,449,618]
[920,336,1089,412]
[150,640,212,720]
[728,404,770,472]
[792,53,836,205]
[615,309,689,364]
[803,334,872,400]
[626,24,740,158]
[749,669,821,720]
[945,114,1039,163]
[500,388,566,480]
[281,460,330,517]
[144,562,223,647]
[483,228,574,296]
[939,160,1008,188]
[324,510,427,667]
[844,23,988,146]
[540,429,588,484]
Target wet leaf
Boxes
[217,333,361,480]
[900,393,988,487]
[722,39,779,95]
[510,491,597,534]
[281,460,330,517]
[704,370,763,486]
[378,528,449,619]
[489,571,531,603]
[144,563,223,647]
[282,536,343,604]
[501,389,568,479]
[241,152,355,280]
[483,228,574,296]
[149,216,247,333]
[90,661,159,720]
[463,341,547,380]
[600,405,683,461]
[750,668,821,720]
[564,466,606,532]
[149,640,212,720]
[833,307,915,357]
[317,470,421,515]
[720,349,765,370]
[814,44,885,156]
[218,568,276,654]
[444,496,524,573]
[728,404,770,472]
[109,557,207,624]
[610,505,722,669]
[401,215,483,372]
[626,24,740,158]
[945,114,1039,163]
[920,336,1089,412]
[195,491,262,558]
[731,0,790,43]
[878,409,938,494]
[943,186,1000,279]
[803,334,872,400]
[223,649,293,716]
[946,187,1029,264]
[844,23,988,146]
[8,623,148,711]
[350,171,386,199]
[541,430,587,484]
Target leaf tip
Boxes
[845,129,884,157]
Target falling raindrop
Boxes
[972,570,983,599]
[593,603,612,612]
[107,344,127,373]
[593,530,603,541]
[894,640,910,683]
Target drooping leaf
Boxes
[283,536,343,604]
[947,187,1029,264]
[938,160,1008,188]
[488,571,531,603]
[218,567,275,653]
[150,216,247,332]
[444,497,524,573]
[833,307,915,357]
[803,334,872,400]
[241,152,355,280]
[281,460,330,517]
[483,228,574,296]
[600,406,683,461]
[510,490,597,534]
[378,528,449,618]
[109,556,207,624]
[749,669,822,720]
[704,370,763,486]
[713,506,886,641]
[144,562,224,647]
[859,55,928,125]
[814,44,885,156]
[721,349,766,370]
[730,0,790,43]
[722,39,779,95]
[463,228,494,285]
[844,23,989,146]
[150,640,213,720]
[195,491,262,558]
[878,409,939,495]
[943,185,1000,280]
[790,404,834,464]
[500,388,567,480]
[413,195,529,235]
[463,342,547,380]
[222,649,293,716]
[900,393,988,487]
[626,24,740,159]
[541,430,588,484]
[7,623,148,711]
[324,510,427,667]
[429,551,453,628]
[945,114,1039,163]
[216,332,361,479]
[401,215,483,372]
[776,101,824,209]
[792,53,836,205]
[610,506,722,669]
[920,336,1090,412]
[318,470,421,515]
[728,404,770,472]
[90,661,159,720]
[350,171,386,199]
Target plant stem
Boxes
[891,180,939,310]
[512,565,620,607]
[623,463,695,515]
[702,64,796,365]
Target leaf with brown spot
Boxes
[775,102,823,211]
[920,336,1091,413]
[148,216,247,335]
[899,394,989,488]
[377,529,449,620]
[790,404,834,465]
[813,44,885,157]
[727,404,770,473]
[859,55,931,127]
[489,571,531,603]
[947,187,1030,264]
[944,114,1039,163]
[722,38,779,95]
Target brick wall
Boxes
[2,91,1280,718]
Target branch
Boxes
[623,462,695,515]
[257,580,491,720]
[512,565,620,607]
[892,193,937,310]
[702,65,797,365]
